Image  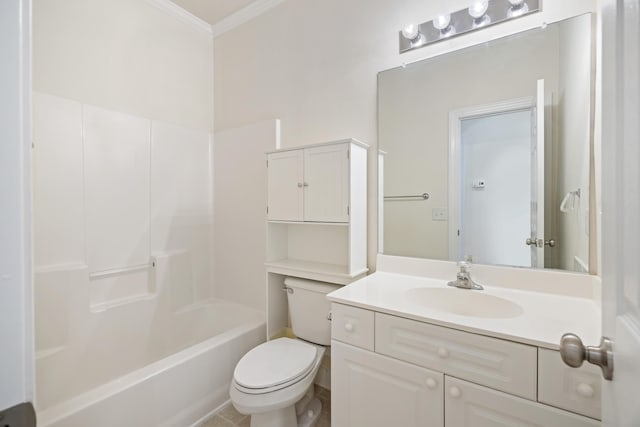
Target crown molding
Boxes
[211,0,285,38]
[144,0,213,36]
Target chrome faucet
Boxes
[447,260,483,290]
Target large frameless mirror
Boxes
[378,13,594,273]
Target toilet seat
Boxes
[233,338,318,395]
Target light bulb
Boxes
[401,23,420,41]
[432,14,451,31]
[507,0,528,17]
[468,1,489,19]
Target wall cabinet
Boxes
[331,303,601,427]
[268,144,351,223]
[265,139,368,339]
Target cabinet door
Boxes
[444,376,599,427]
[303,144,349,222]
[267,150,303,221]
[332,340,443,427]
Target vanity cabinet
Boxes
[332,341,443,427]
[331,303,601,427]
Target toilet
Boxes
[230,277,340,427]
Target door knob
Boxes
[525,238,557,248]
[560,333,614,380]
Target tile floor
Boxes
[201,385,331,427]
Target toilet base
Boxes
[249,396,322,427]
[249,406,297,427]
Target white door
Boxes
[303,144,349,222]
[331,341,443,427]
[529,79,546,268]
[267,150,303,221]
[599,0,640,425]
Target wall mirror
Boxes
[378,13,594,273]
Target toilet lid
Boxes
[234,338,317,390]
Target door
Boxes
[450,95,539,267]
[331,341,443,427]
[303,144,349,222]
[267,150,303,221]
[600,0,640,425]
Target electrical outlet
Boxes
[432,208,448,221]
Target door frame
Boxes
[448,96,534,262]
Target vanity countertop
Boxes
[327,269,602,350]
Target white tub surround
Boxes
[328,254,602,426]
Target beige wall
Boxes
[214,0,596,269]
[556,15,593,271]
[33,0,214,131]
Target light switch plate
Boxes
[432,208,448,221]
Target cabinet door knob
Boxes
[576,383,595,398]
[344,323,354,332]
[426,377,438,389]
[437,347,449,358]
[297,182,303,188]
[449,386,462,398]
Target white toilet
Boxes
[230,277,340,427]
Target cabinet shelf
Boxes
[267,220,349,227]
[265,259,368,285]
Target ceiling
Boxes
[170,0,259,26]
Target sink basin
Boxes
[405,287,524,319]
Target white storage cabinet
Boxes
[331,303,601,427]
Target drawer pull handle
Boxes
[426,378,438,389]
[576,383,595,398]
[344,323,354,332]
[437,347,449,358]
[449,386,462,398]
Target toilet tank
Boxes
[284,277,341,346]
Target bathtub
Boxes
[35,292,265,427]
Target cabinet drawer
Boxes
[445,376,599,427]
[331,303,374,351]
[332,341,443,427]
[375,313,537,400]
[538,348,602,420]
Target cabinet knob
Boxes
[449,386,462,398]
[297,182,303,188]
[576,383,595,398]
[426,377,438,389]
[344,323,354,332]
[437,347,449,358]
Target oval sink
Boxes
[405,287,524,319]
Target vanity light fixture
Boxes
[399,0,540,54]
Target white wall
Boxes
[213,0,597,269]
[33,0,214,132]
[0,0,33,409]
[213,120,280,312]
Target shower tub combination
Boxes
[35,261,265,427]
[33,93,266,427]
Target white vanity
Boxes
[327,255,602,427]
